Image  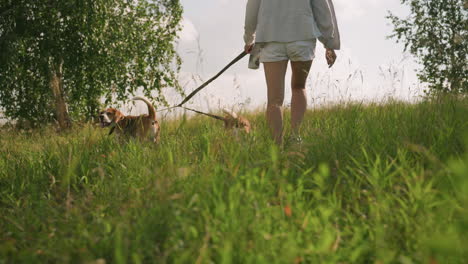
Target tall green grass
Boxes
[1,97,467,263]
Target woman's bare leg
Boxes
[290,60,312,135]
[263,60,288,145]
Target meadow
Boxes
[0,96,467,263]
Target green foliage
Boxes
[387,0,467,93]
[1,97,467,263]
[0,0,183,124]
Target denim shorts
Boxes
[259,39,317,63]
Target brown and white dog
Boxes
[181,107,251,134]
[99,97,160,143]
[222,109,251,134]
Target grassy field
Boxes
[1,97,467,263]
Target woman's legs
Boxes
[263,60,288,145]
[263,60,312,144]
[290,61,312,135]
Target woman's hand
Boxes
[245,43,255,54]
[326,48,337,68]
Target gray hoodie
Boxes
[244,0,340,50]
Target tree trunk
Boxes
[49,59,71,130]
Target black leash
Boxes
[177,51,247,107]
[156,51,247,113]
[181,106,225,121]
[156,105,179,113]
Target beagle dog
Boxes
[99,97,160,143]
[182,107,251,134]
[222,109,251,134]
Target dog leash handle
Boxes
[177,51,247,107]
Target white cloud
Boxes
[334,0,380,20]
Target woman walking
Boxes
[244,0,340,145]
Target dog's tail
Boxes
[222,108,238,119]
[132,96,156,120]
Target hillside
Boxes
[1,97,467,263]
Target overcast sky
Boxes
[127,0,424,116]
[0,1,426,122]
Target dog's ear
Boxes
[238,117,251,133]
[243,120,251,133]
[113,110,125,123]
[106,108,123,123]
